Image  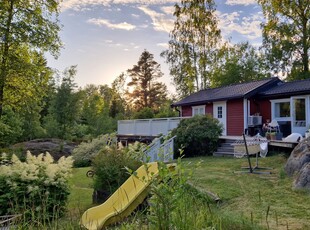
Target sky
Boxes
[46,0,263,93]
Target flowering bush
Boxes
[72,133,117,167]
[0,151,73,221]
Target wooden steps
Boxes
[213,138,235,157]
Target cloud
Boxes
[157,43,169,49]
[216,11,263,40]
[131,13,140,18]
[138,6,174,33]
[225,0,257,6]
[87,18,136,30]
[61,0,178,11]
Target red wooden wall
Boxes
[258,99,271,123]
[227,99,244,136]
[206,104,213,115]
[181,106,192,117]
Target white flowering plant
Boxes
[72,133,117,167]
[0,151,73,221]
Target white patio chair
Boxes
[268,120,280,133]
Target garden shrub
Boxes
[72,133,117,167]
[0,152,73,222]
[172,115,223,157]
[92,143,144,203]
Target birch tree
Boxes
[161,0,221,97]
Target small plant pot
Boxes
[270,133,276,140]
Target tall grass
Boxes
[111,159,264,230]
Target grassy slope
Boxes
[69,155,310,230]
[185,154,310,230]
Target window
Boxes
[294,98,306,127]
[217,106,223,118]
[274,101,290,118]
[192,105,205,116]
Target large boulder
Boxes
[294,162,310,189]
[10,138,77,161]
[284,137,310,177]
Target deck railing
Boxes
[117,117,188,137]
[143,136,176,162]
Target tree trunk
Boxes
[301,14,309,73]
[0,0,14,117]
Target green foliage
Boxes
[0,106,23,147]
[21,102,46,141]
[79,84,117,137]
[0,0,62,116]
[146,160,261,230]
[0,152,73,222]
[154,97,179,118]
[72,133,117,167]
[259,0,310,78]
[172,115,222,157]
[92,144,142,196]
[210,42,269,87]
[133,107,154,119]
[44,66,82,140]
[162,0,221,96]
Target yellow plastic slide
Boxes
[80,162,159,230]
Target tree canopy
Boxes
[259,0,310,80]
[0,0,62,116]
[161,0,221,97]
[127,50,167,112]
[210,42,269,87]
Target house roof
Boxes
[172,77,280,107]
[259,78,310,98]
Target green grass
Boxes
[185,154,310,230]
[67,167,93,216]
[68,155,310,229]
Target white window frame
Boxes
[217,106,223,118]
[271,99,291,122]
[192,105,205,116]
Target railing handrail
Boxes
[144,135,176,162]
[117,117,190,137]
[118,117,190,123]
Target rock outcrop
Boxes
[10,138,77,161]
[285,137,310,176]
[285,137,310,190]
[294,162,310,189]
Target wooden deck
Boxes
[214,135,299,157]
[219,136,299,148]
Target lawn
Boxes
[184,154,310,230]
[68,167,93,218]
[68,154,310,230]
